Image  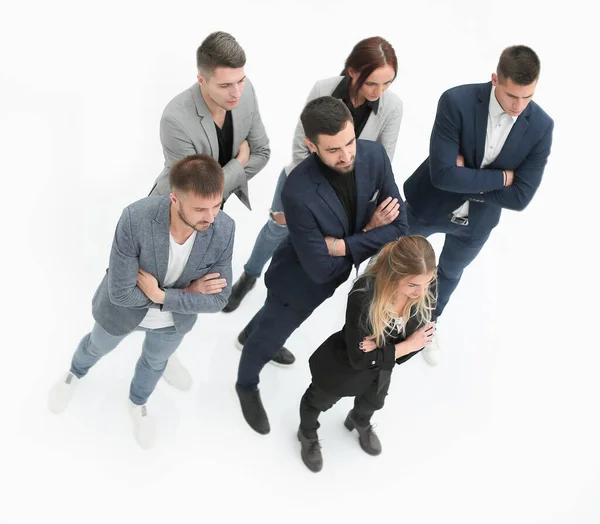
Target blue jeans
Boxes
[244,168,289,278]
[70,322,185,405]
[406,206,490,319]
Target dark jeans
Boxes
[236,291,314,390]
[406,206,490,318]
[299,379,391,437]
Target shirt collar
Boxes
[489,86,517,122]
[332,76,380,114]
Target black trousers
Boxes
[299,379,391,436]
[236,291,315,390]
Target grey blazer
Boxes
[285,76,403,175]
[92,196,235,336]
[151,78,270,210]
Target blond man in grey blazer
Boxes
[49,155,235,450]
[150,31,270,210]
[223,37,404,324]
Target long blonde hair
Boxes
[361,236,437,347]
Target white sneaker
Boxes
[128,400,156,450]
[161,354,193,391]
[422,329,441,366]
[48,372,79,414]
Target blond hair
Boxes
[359,236,437,347]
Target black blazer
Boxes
[309,277,426,397]
[265,140,408,312]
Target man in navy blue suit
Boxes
[235,96,408,434]
[403,45,554,366]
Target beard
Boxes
[177,208,211,233]
[321,156,355,175]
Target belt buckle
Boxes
[448,213,469,226]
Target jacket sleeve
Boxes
[159,115,197,168]
[429,90,505,194]
[378,100,403,162]
[344,147,408,265]
[161,222,235,314]
[464,120,554,211]
[222,82,270,197]
[282,190,354,284]
[344,287,397,371]
[107,207,156,309]
[288,81,323,172]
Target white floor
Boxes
[1,1,599,523]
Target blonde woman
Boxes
[297,236,436,472]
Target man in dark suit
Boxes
[234,96,409,435]
[403,45,554,366]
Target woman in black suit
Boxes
[297,236,437,472]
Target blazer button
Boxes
[371,360,376,365]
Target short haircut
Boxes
[300,96,353,145]
[169,154,224,197]
[196,31,246,77]
[497,45,541,85]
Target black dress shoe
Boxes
[235,385,270,434]
[222,272,257,313]
[344,410,382,456]
[236,330,296,367]
[298,427,323,472]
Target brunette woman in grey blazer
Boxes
[224,37,404,326]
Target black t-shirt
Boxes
[215,110,233,168]
[331,75,380,138]
[316,156,357,235]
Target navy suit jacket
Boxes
[265,140,408,311]
[404,82,554,235]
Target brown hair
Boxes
[360,236,436,346]
[341,37,398,102]
[169,154,224,197]
[196,31,246,77]
[497,45,540,86]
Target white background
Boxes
[1,0,598,522]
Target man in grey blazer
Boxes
[48,154,235,449]
[150,31,270,210]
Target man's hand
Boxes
[137,269,165,304]
[504,169,515,186]
[236,140,250,169]
[184,273,227,295]
[364,197,400,231]
[456,154,465,167]
[324,237,346,257]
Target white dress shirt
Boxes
[452,86,518,219]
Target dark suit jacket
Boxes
[404,82,554,235]
[265,140,408,311]
[309,277,426,397]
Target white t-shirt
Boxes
[139,230,197,329]
[453,86,518,218]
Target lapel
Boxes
[151,197,172,287]
[474,83,492,168]
[191,84,219,159]
[490,103,531,169]
[173,226,214,288]
[311,164,350,236]
[353,149,371,232]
